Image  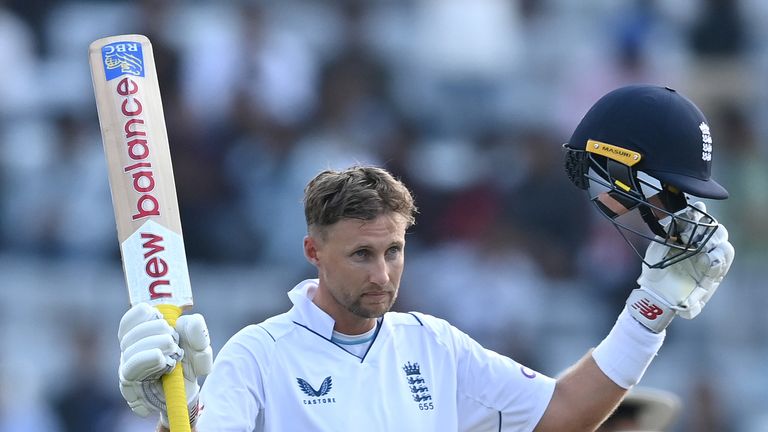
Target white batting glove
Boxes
[629,202,735,333]
[118,303,213,427]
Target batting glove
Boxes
[629,201,735,333]
[118,303,213,427]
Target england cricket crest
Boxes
[402,362,434,409]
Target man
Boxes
[117,85,734,431]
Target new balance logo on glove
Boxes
[626,289,676,333]
[631,298,664,321]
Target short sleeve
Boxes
[430,317,556,432]
[196,328,269,432]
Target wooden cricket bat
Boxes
[89,34,193,432]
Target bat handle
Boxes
[156,304,191,432]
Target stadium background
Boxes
[1,1,767,430]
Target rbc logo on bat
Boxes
[102,41,144,81]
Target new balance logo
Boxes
[297,376,336,405]
[631,298,664,320]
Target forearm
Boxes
[535,309,665,431]
[534,352,626,432]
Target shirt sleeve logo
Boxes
[402,362,434,410]
[520,365,537,379]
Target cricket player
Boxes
[117,85,734,431]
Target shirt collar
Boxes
[287,279,336,339]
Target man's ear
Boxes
[304,235,320,266]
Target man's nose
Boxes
[369,256,390,286]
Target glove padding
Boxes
[118,303,213,427]
[631,202,735,332]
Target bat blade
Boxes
[89,34,192,309]
[89,34,192,432]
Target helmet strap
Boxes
[639,204,669,239]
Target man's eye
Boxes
[386,247,401,257]
[353,250,370,258]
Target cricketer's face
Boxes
[305,213,407,332]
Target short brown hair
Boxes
[303,166,417,232]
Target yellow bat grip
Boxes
[156,304,191,432]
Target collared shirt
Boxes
[196,279,555,431]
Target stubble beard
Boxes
[346,290,398,319]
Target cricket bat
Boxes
[89,34,193,432]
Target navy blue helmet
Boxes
[564,85,727,268]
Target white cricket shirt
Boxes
[196,279,555,431]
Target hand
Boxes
[118,303,213,427]
[629,202,735,333]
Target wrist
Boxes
[626,288,676,333]
[592,308,666,389]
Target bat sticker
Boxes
[102,41,145,80]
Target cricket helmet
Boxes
[563,85,727,268]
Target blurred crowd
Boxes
[2,0,768,431]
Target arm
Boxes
[534,352,625,432]
[534,308,664,432]
[536,202,733,431]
